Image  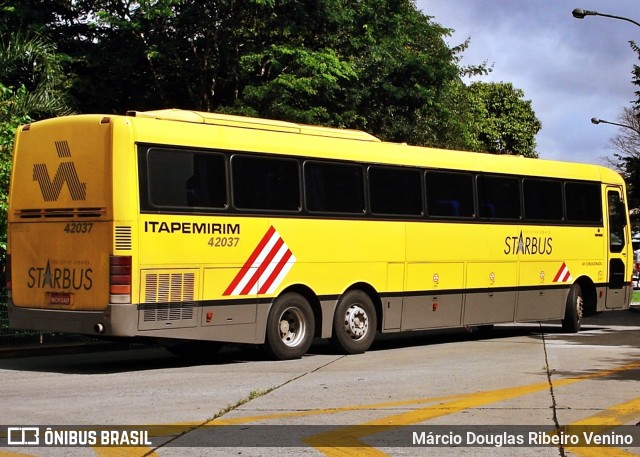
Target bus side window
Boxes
[523,178,563,222]
[147,148,227,210]
[435,200,460,217]
[232,155,301,211]
[186,154,227,208]
[477,175,521,220]
[565,182,602,224]
[425,171,474,218]
[369,166,422,216]
[305,161,365,214]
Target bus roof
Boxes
[127,109,381,143]
[24,109,620,186]
[121,109,621,184]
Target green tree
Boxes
[465,81,541,157]
[0,0,72,35]
[18,0,539,156]
[65,0,280,113]
[604,107,640,218]
[0,30,73,247]
[632,40,640,109]
[627,41,640,220]
[60,0,496,148]
[338,1,470,145]
[237,45,358,125]
[0,84,31,251]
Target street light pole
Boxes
[572,8,640,29]
[591,117,640,133]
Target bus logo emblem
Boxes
[224,226,296,296]
[32,141,87,201]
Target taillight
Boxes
[109,256,131,304]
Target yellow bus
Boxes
[6,109,633,359]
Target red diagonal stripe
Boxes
[553,262,567,283]
[240,237,285,296]
[258,249,293,294]
[223,226,276,295]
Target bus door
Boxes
[605,187,629,309]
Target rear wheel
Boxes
[264,292,315,360]
[330,290,377,354]
[562,283,583,333]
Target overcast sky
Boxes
[416,0,640,164]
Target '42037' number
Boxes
[64,222,93,234]
[208,237,239,247]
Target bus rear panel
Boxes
[8,116,119,334]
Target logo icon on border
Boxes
[33,141,86,201]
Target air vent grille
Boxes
[142,302,195,323]
[115,226,132,250]
[144,272,195,303]
[138,271,198,330]
[17,208,106,218]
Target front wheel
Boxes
[264,292,315,360]
[562,283,583,333]
[330,290,377,354]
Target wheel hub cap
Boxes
[278,307,305,347]
[345,305,368,340]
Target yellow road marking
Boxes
[566,435,640,457]
[303,361,640,456]
[210,360,640,428]
[3,361,638,456]
[0,452,39,457]
[570,396,640,427]
[567,447,639,457]
[161,361,640,456]
[564,396,640,457]
[304,380,568,456]
[93,447,159,457]
[90,424,195,457]
[212,392,468,425]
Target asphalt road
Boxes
[0,309,639,457]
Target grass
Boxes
[633,290,640,304]
[209,388,276,421]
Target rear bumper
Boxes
[8,300,139,337]
[7,299,264,344]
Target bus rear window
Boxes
[146,148,227,209]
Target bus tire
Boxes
[330,290,377,354]
[264,292,315,360]
[562,283,583,333]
